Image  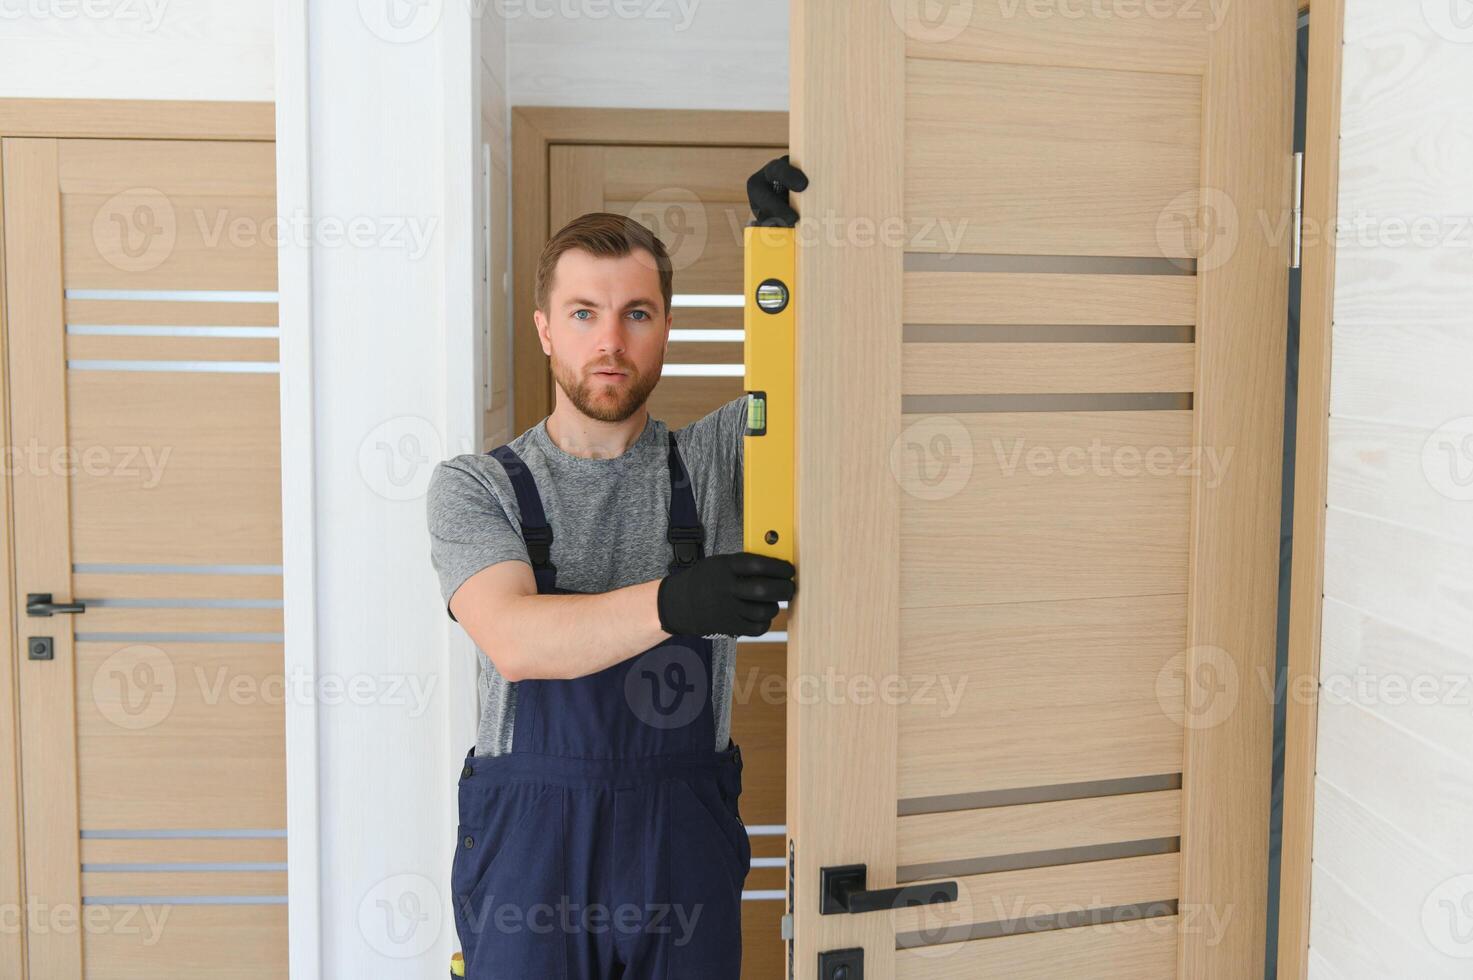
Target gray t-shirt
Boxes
[426,394,748,757]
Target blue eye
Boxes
[572,309,591,320]
[629,310,649,321]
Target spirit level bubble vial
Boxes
[743,224,795,563]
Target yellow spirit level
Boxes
[743,224,795,563]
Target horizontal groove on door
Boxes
[899,773,1183,816]
[903,393,1193,413]
[75,631,283,643]
[895,916,1180,980]
[68,360,281,373]
[898,790,1181,867]
[903,271,1197,325]
[896,900,1177,949]
[898,837,1180,885]
[892,852,1178,939]
[82,895,288,905]
[903,253,1195,276]
[68,324,281,337]
[75,562,284,575]
[903,342,1195,394]
[904,324,1193,343]
[64,289,280,303]
[81,597,283,608]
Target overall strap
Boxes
[665,431,706,574]
[488,445,558,592]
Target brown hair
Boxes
[535,212,673,316]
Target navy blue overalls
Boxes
[452,430,752,979]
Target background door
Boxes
[3,135,285,977]
[785,1,1294,977]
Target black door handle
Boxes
[26,593,86,617]
[819,864,957,915]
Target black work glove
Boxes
[657,552,797,638]
[746,155,808,228]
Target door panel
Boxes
[3,136,285,977]
[787,1,1293,976]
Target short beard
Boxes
[549,347,662,423]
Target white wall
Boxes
[275,1,507,975]
[1308,0,1473,975]
[505,0,786,109]
[0,0,272,100]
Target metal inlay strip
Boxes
[84,863,288,872]
[65,289,280,303]
[903,393,1193,414]
[74,564,285,575]
[903,253,1194,276]
[898,836,1180,884]
[82,829,287,838]
[67,325,280,337]
[75,632,285,643]
[81,598,284,609]
[900,773,1184,816]
[895,899,1178,948]
[83,896,288,905]
[68,360,280,373]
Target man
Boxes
[426,157,805,980]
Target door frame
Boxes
[508,106,787,434]
[0,97,272,980]
[1277,0,1347,975]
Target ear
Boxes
[533,309,552,356]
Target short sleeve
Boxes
[426,459,529,623]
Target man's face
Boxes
[535,247,669,423]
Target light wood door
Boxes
[786,1,1294,977]
[3,137,285,977]
[547,142,790,978]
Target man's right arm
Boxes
[449,562,669,681]
[428,460,795,682]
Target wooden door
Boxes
[3,137,285,977]
[786,1,1294,977]
[546,141,791,977]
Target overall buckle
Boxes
[667,525,706,566]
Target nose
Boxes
[593,319,627,355]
